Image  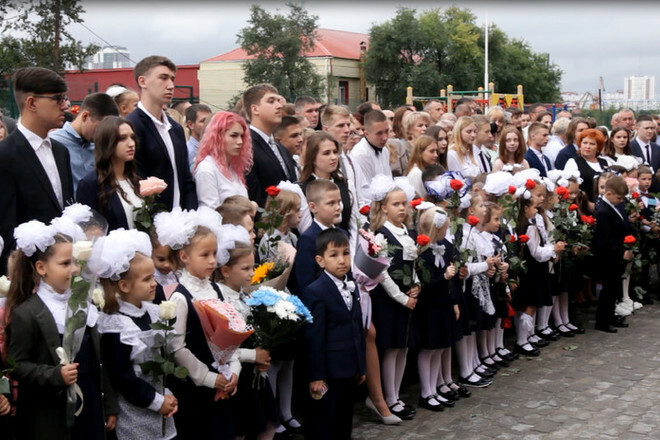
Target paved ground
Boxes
[351,303,660,439]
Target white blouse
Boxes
[406,165,426,198]
[447,149,480,178]
[116,179,143,229]
[194,156,248,209]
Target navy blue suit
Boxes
[302,271,365,440]
[126,107,197,211]
[76,171,131,231]
[294,222,326,293]
[524,148,552,177]
[554,143,578,170]
[631,139,660,192]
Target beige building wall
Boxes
[199,56,371,111]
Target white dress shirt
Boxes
[116,179,143,229]
[325,270,354,311]
[18,122,64,207]
[138,101,181,208]
[447,148,480,178]
[194,156,248,209]
[350,137,392,205]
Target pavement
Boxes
[351,303,660,439]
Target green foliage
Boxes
[365,7,562,108]
[140,317,189,383]
[0,0,99,73]
[237,2,324,102]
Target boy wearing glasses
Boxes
[0,66,74,274]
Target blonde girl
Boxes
[447,116,480,178]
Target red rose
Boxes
[632,192,640,199]
[450,179,464,191]
[581,215,595,225]
[467,215,480,226]
[509,235,516,243]
[580,215,588,223]
[518,234,530,243]
[416,234,431,246]
[562,192,570,200]
[569,204,578,211]
[624,235,636,245]
[525,179,536,190]
[359,205,371,215]
[265,186,280,197]
[555,186,568,198]
[508,185,516,195]
[410,198,424,208]
[501,318,512,329]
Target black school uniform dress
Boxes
[534,213,556,306]
[370,221,419,349]
[513,220,555,310]
[416,239,461,349]
[487,230,510,319]
[7,283,110,440]
[98,300,176,440]
[168,270,235,440]
[219,284,278,438]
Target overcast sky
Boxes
[67,1,660,96]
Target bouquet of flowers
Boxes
[451,215,479,270]
[245,241,297,293]
[134,176,168,232]
[353,229,391,291]
[192,299,254,399]
[139,301,188,435]
[504,233,529,290]
[551,187,592,261]
[244,287,313,388]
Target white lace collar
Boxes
[219,283,250,318]
[118,297,148,318]
[179,269,216,299]
[384,221,417,260]
[384,220,408,237]
[36,281,71,334]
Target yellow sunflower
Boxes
[251,262,275,285]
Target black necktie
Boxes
[646,145,652,165]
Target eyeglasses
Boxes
[32,94,69,104]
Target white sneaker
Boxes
[633,301,643,310]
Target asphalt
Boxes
[351,302,660,440]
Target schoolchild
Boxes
[302,228,366,440]
[92,229,178,439]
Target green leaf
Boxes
[162,361,175,375]
[174,366,189,379]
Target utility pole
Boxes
[53,0,61,71]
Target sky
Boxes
[64,1,660,96]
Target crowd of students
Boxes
[0,56,659,440]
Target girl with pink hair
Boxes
[194,111,253,209]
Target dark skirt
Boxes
[491,281,510,318]
[232,364,278,437]
[454,279,472,337]
[72,330,105,440]
[416,287,459,349]
[170,376,235,440]
[467,291,497,332]
[371,286,418,349]
[514,257,551,309]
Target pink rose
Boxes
[139,177,168,197]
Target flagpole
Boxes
[484,12,489,106]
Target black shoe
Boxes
[434,394,455,408]
[281,418,302,435]
[474,366,495,378]
[491,356,510,368]
[572,326,586,334]
[530,338,549,348]
[497,347,519,361]
[480,358,500,371]
[397,400,416,415]
[436,387,459,402]
[458,375,492,388]
[389,403,415,420]
[418,395,444,412]
[448,382,472,398]
[537,329,559,341]
[595,324,618,333]
[515,344,540,356]
[556,326,575,337]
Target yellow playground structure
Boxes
[405,83,524,113]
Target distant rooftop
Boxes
[204,28,369,62]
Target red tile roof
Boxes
[203,28,369,62]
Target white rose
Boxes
[91,287,105,309]
[0,275,10,297]
[159,301,177,320]
[72,240,93,262]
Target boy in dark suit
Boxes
[243,84,298,208]
[523,122,552,176]
[302,228,366,440]
[294,179,343,292]
[592,176,634,333]
[126,55,197,211]
[0,67,73,275]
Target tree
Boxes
[0,0,98,73]
[365,7,562,108]
[236,2,324,103]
